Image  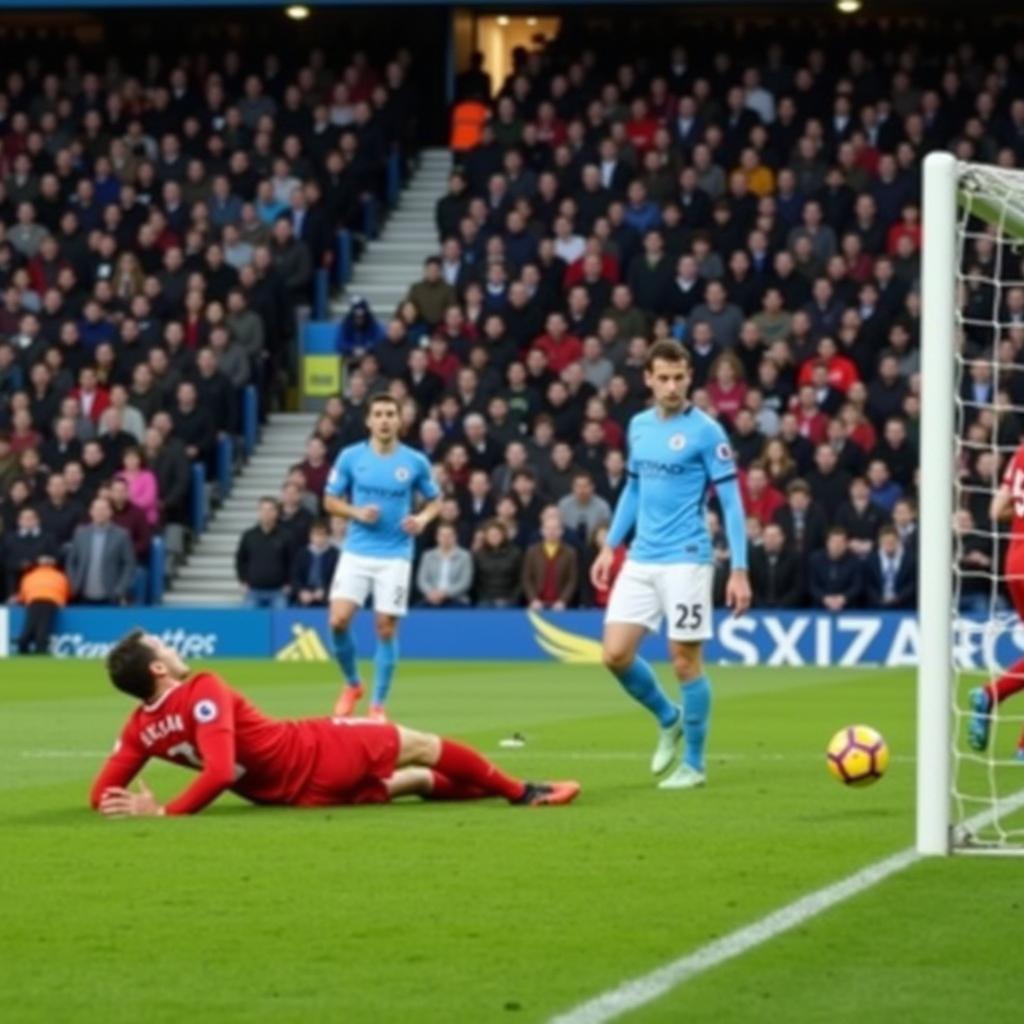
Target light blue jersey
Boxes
[607,405,747,568]
[325,441,439,560]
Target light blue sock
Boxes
[331,627,360,686]
[682,675,711,772]
[372,636,398,706]
[611,657,680,728]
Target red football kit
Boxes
[1001,444,1024,615]
[90,673,400,814]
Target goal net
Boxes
[921,154,1024,855]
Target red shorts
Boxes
[293,719,401,807]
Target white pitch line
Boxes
[549,789,1024,1024]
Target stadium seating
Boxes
[0,42,417,607]
[4,20,1022,610]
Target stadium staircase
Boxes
[163,413,319,606]
[333,147,452,316]
[164,148,452,606]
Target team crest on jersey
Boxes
[395,467,410,482]
[194,699,219,724]
[716,442,734,461]
[668,433,687,451]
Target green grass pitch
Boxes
[1,658,1022,1023]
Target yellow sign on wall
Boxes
[303,355,341,398]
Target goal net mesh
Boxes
[953,161,1024,851]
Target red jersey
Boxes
[741,477,785,526]
[1002,445,1024,545]
[797,354,860,393]
[90,673,333,815]
[531,332,583,374]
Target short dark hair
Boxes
[367,393,400,416]
[645,339,691,372]
[106,628,159,701]
[827,525,848,540]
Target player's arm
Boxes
[162,678,241,815]
[324,492,379,524]
[402,495,441,535]
[990,482,1013,523]
[592,471,638,589]
[403,454,443,535]
[593,423,639,589]
[90,727,149,810]
[323,450,379,524]
[100,677,240,817]
[704,431,751,615]
[993,452,1023,522]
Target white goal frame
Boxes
[919,152,1024,856]
[917,152,957,855]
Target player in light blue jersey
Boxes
[590,339,751,789]
[323,394,441,720]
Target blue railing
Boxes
[149,536,166,604]
[335,229,353,286]
[242,385,259,457]
[312,267,329,319]
[361,196,380,240]
[189,463,206,534]
[386,150,401,208]
[216,436,234,499]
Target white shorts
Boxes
[329,552,412,617]
[605,560,714,642]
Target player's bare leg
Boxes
[384,767,489,801]
[602,621,682,775]
[369,613,400,720]
[330,598,364,716]
[970,567,1024,751]
[383,767,434,798]
[394,726,580,805]
[659,640,708,790]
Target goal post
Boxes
[919,154,1024,856]
[918,152,956,855]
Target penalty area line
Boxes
[548,788,1024,1024]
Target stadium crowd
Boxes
[4,20,1024,623]
[263,26,1024,614]
[0,40,418,642]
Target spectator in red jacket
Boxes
[425,335,462,388]
[706,353,748,429]
[792,384,830,445]
[742,463,786,527]
[296,436,331,499]
[886,203,922,256]
[798,337,861,393]
[531,311,582,374]
[71,366,110,424]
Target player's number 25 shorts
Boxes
[329,552,412,616]
[605,560,714,642]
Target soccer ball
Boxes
[826,725,889,787]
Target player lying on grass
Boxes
[968,450,1024,760]
[91,630,580,816]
